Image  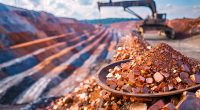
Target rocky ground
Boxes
[44,36,200,110]
[145,33,200,60]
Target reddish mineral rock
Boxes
[121,63,130,70]
[117,80,125,87]
[148,99,165,110]
[107,43,200,93]
[182,91,195,97]
[122,84,132,92]
[112,36,150,61]
[181,64,190,72]
[190,74,200,83]
[196,89,200,98]
[138,76,146,82]
[153,72,164,83]
[132,87,141,93]
[176,95,200,110]
[146,78,153,84]
[111,102,119,110]
[160,72,170,78]
[175,77,182,83]
[130,103,147,110]
[102,94,110,101]
[168,83,174,91]
[162,103,175,110]
[184,78,195,86]
[179,72,189,80]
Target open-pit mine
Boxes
[0,0,200,110]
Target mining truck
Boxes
[97,0,175,39]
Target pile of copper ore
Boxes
[47,77,200,110]
[47,37,200,110]
[106,43,200,93]
[112,36,150,61]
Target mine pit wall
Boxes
[0,3,121,105]
[0,26,121,105]
[0,3,124,105]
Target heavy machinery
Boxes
[97,0,175,39]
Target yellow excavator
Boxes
[97,0,175,39]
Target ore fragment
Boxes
[195,89,200,98]
[179,72,189,80]
[190,74,200,83]
[160,72,170,78]
[153,72,164,83]
[181,64,190,72]
[162,103,175,110]
[146,78,153,84]
[176,95,200,110]
[122,85,132,92]
[148,99,165,110]
[129,103,147,110]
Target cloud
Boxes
[193,5,200,14]
[76,0,93,5]
[158,3,200,19]
[166,4,173,8]
[29,0,40,6]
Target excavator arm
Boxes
[97,0,157,18]
[97,0,175,39]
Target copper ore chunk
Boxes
[132,87,141,93]
[111,102,119,110]
[162,103,175,110]
[181,64,190,72]
[114,66,121,72]
[167,83,173,90]
[117,100,122,105]
[129,103,147,110]
[117,80,125,87]
[175,77,182,83]
[103,94,110,101]
[142,86,150,93]
[176,95,200,110]
[179,72,189,80]
[128,73,135,83]
[183,91,195,97]
[190,74,200,83]
[153,72,164,83]
[106,78,116,85]
[196,89,200,98]
[106,73,114,78]
[146,61,152,66]
[122,85,132,92]
[184,78,195,86]
[160,72,170,78]
[121,63,130,70]
[100,90,107,97]
[151,86,160,92]
[148,99,165,110]
[172,79,178,85]
[138,76,145,82]
[133,69,140,76]
[146,78,153,84]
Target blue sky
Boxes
[0,0,200,20]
